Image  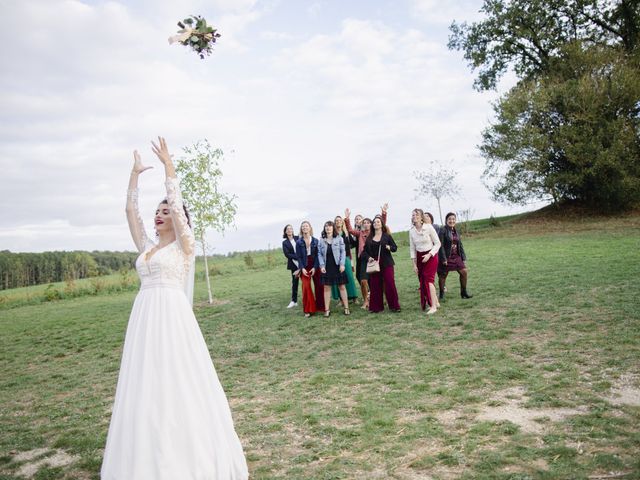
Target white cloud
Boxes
[410,0,485,25]
[0,1,532,255]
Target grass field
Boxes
[1,212,639,479]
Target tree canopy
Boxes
[449,0,640,209]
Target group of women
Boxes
[281,206,472,318]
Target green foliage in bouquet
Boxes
[169,16,221,59]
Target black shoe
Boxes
[461,289,473,299]
[439,290,445,301]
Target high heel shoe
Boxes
[344,307,350,316]
[324,310,331,318]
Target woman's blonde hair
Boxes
[412,208,425,226]
[299,220,313,237]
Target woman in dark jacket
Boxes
[295,221,324,317]
[438,212,473,300]
[364,215,401,312]
[281,224,300,309]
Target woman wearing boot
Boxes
[438,212,473,300]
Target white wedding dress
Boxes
[101,178,248,480]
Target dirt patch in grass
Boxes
[477,386,587,434]
[502,457,550,475]
[12,448,49,462]
[605,374,640,407]
[397,408,429,425]
[436,386,589,435]
[11,448,80,478]
[434,407,475,429]
[478,403,586,433]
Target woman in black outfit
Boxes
[281,224,300,308]
[438,212,473,300]
[364,215,401,312]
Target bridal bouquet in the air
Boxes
[168,16,221,59]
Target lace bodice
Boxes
[127,177,196,292]
[135,242,194,289]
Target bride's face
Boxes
[154,202,174,234]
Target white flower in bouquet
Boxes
[169,16,221,59]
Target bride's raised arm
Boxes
[126,150,153,253]
[151,137,195,257]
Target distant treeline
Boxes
[0,250,138,290]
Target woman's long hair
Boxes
[365,215,388,248]
[334,216,347,238]
[321,220,335,239]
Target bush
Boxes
[90,277,106,295]
[119,268,134,289]
[43,284,62,302]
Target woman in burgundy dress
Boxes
[410,208,441,315]
[438,212,473,300]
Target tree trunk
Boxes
[436,197,443,225]
[200,237,214,304]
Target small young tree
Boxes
[413,161,460,225]
[175,140,237,304]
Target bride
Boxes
[101,137,248,479]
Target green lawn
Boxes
[1,213,639,479]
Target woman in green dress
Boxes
[332,216,359,304]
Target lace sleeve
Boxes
[126,188,150,253]
[165,177,195,257]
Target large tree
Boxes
[449,0,640,208]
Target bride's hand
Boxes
[132,150,153,175]
[151,136,173,165]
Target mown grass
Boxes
[0,212,639,479]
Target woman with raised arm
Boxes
[410,208,441,315]
[332,216,358,305]
[101,137,248,480]
[344,204,388,310]
[364,215,401,312]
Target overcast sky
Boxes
[0,0,544,255]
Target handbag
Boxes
[366,244,382,274]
